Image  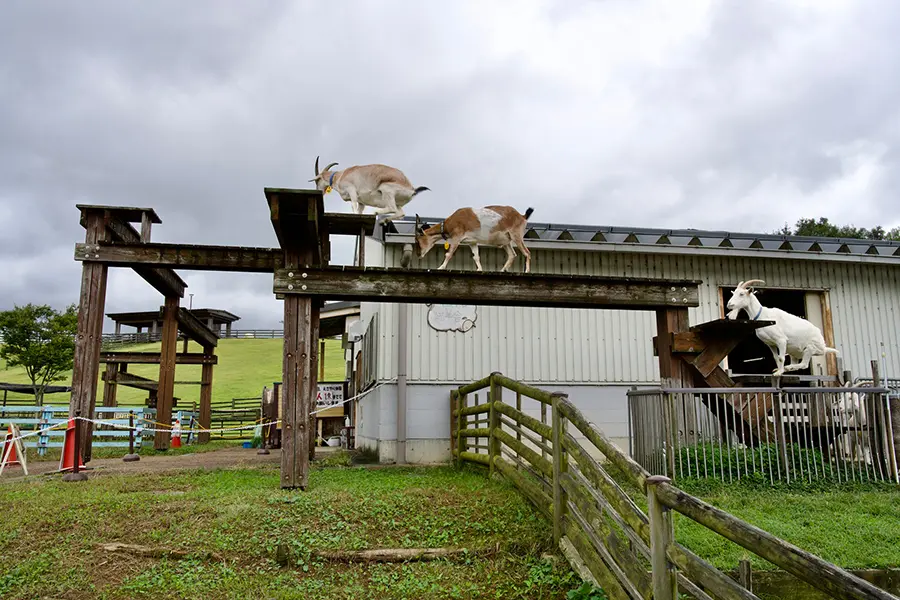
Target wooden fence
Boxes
[451,373,898,600]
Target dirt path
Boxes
[0,447,348,484]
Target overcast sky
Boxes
[2,0,899,330]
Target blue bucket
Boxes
[242,441,252,449]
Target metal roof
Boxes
[381,217,900,264]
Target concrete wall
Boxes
[356,381,651,463]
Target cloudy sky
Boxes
[2,0,899,329]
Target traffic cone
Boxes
[2,426,21,466]
[59,418,85,473]
[171,418,182,449]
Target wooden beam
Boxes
[76,204,161,226]
[100,352,218,365]
[70,209,110,463]
[94,215,187,298]
[155,296,180,450]
[174,307,218,348]
[106,371,158,392]
[273,267,701,310]
[324,213,376,236]
[75,242,283,273]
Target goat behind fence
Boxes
[627,386,900,485]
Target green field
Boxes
[0,338,346,408]
[0,462,586,600]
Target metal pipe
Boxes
[397,302,408,464]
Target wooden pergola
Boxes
[71,188,702,489]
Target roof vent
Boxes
[557,230,575,241]
[779,241,793,250]
[591,231,607,242]
[688,236,702,246]
[750,239,764,249]
[624,233,640,243]
[719,238,734,247]
[656,235,671,245]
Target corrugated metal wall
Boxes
[370,243,900,384]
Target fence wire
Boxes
[627,386,900,485]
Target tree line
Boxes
[776,217,900,241]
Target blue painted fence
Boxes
[0,405,198,456]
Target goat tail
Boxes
[825,347,840,356]
[412,186,430,197]
[524,207,534,220]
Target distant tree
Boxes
[777,217,900,241]
[0,303,78,405]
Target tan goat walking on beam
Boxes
[414,206,534,273]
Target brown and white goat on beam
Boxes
[414,206,534,272]
[309,156,429,223]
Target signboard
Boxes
[426,304,477,332]
[316,383,345,408]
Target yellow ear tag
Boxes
[324,186,333,194]
[444,241,450,250]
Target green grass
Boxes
[0,337,346,408]
[0,461,586,600]
[607,463,900,571]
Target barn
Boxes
[347,215,900,463]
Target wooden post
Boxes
[154,296,180,450]
[198,347,214,443]
[319,339,326,381]
[870,360,893,478]
[123,410,140,462]
[551,393,568,545]
[663,392,677,478]
[449,390,458,461]
[655,308,693,389]
[540,401,548,461]
[308,300,321,461]
[358,226,366,267]
[282,294,317,489]
[140,212,152,242]
[646,475,677,600]
[489,374,502,476]
[102,363,119,409]
[70,210,110,462]
[738,559,753,592]
[456,392,466,468]
[516,391,522,462]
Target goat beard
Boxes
[726,308,741,320]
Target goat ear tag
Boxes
[324,186,333,194]
[444,241,450,250]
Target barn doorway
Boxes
[719,287,830,376]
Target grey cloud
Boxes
[2,0,900,328]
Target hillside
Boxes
[0,338,347,408]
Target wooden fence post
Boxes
[457,392,466,468]
[646,475,677,600]
[450,389,457,463]
[738,559,753,592]
[551,393,568,545]
[664,392,677,479]
[489,373,501,476]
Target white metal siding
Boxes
[370,244,900,384]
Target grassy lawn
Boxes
[0,460,585,600]
[609,467,900,572]
[0,337,346,408]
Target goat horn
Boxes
[314,155,320,176]
[743,279,766,289]
[323,162,339,172]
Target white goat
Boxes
[414,206,534,272]
[309,156,429,223]
[725,279,839,376]
[835,381,871,463]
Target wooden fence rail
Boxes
[451,372,898,600]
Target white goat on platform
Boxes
[309,156,429,223]
[725,279,839,376]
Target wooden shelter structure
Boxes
[106,308,240,337]
[71,189,704,489]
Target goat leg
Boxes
[438,242,460,270]
[471,245,483,271]
[500,244,516,272]
[784,347,814,372]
